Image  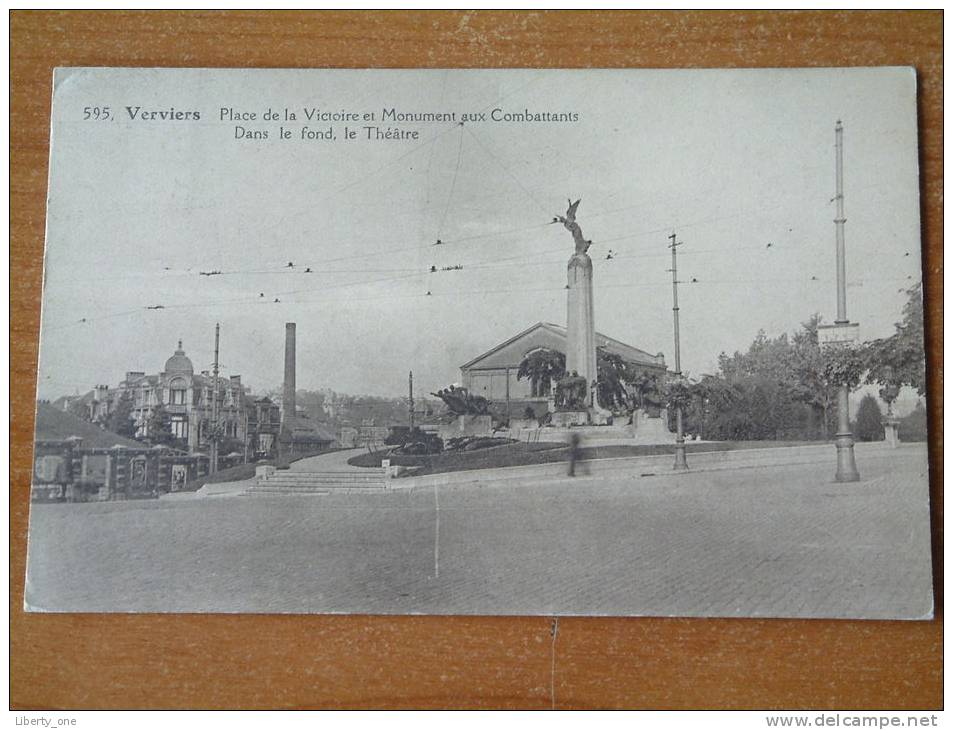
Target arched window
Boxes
[170,378,188,405]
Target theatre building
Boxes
[459,322,667,419]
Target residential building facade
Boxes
[61,341,281,456]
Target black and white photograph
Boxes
[26,67,932,619]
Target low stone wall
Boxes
[31,439,209,502]
[394,442,890,490]
[551,410,588,427]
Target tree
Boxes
[711,317,872,441]
[821,344,866,391]
[714,331,810,440]
[516,348,566,396]
[629,368,663,411]
[595,349,633,412]
[144,404,174,445]
[864,283,926,395]
[854,394,884,442]
[898,401,928,442]
[106,391,137,439]
[596,350,665,415]
[790,315,837,438]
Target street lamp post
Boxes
[832,120,860,482]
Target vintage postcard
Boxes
[26,67,932,618]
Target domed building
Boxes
[164,341,194,376]
[75,339,280,458]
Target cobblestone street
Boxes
[25,445,933,619]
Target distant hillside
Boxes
[33,402,142,449]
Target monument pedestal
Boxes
[588,408,611,426]
[551,410,590,427]
[437,414,493,442]
[883,417,900,448]
[631,408,676,445]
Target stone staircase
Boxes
[244,468,388,496]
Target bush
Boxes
[854,394,884,442]
[392,432,443,455]
[899,402,929,442]
[445,436,514,452]
[384,426,411,446]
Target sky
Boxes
[36,68,923,401]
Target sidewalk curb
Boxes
[391,442,900,491]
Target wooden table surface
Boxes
[10,10,943,710]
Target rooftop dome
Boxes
[164,340,194,376]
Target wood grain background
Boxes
[10,10,943,710]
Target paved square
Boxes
[25,445,932,618]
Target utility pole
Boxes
[210,322,220,474]
[668,233,689,471]
[408,370,415,432]
[243,408,249,464]
[832,120,860,482]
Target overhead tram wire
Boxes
[282,272,909,307]
[171,218,559,279]
[105,106,884,284]
[173,164,862,282]
[56,269,916,329]
[173,149,826,281]
[423,203,807,276]
[423,72,451,207]
[42,307,155,332]
[462,125,553,217]
[119,154,832,282]
[71,157,911,324]
[71,242,912,331]
[184,178,816,281]
[191,133,566,279]
[578,160,832,226]
[316,72,550,204]
[436,124,466,240]
[76,189,878,324]
[430,123,467,295]
[213,74,552,274]
[117,214,807,321]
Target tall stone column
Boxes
[566,252,597,406]
[557,198,612,424]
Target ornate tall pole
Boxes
[669,233,688,471]
[832,120,860,482]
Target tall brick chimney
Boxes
[282,322,296,432]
